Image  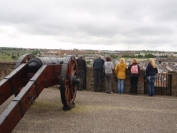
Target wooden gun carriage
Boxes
[0,54,80,133]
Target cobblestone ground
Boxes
[1,87,177,133]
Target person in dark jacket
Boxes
[76,56,87,91]
[145,58,158,96]
[128,58,140,95]
[93,55,104,92]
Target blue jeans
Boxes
[118,79,124,94]
[147,76,156,96]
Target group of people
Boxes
[76,55,158,97]
[93,56,158,96]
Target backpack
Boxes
[131,65,138,74]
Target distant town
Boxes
[0,47,177,73]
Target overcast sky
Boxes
[0,0,177,51]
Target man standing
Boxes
[93,55,104,92]
[76,56,87,91]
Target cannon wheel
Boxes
[60,56,78,110]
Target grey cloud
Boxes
[0,0,177,51]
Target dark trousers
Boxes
[94,70,103,91]
[130,77,138,94]
[77,70,86,90]
[105,73,112,93]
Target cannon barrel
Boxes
[27,57,65,73]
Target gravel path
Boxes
[1,87,177,133]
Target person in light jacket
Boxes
[104,57,114,94]
[115,58,127,94]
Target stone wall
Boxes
[169,71,177,96]
[0,62,177,96]
[0,62,16,80]
[86,66,145,94]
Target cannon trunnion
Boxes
[0,54,79,133]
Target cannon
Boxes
[0,54,80,133]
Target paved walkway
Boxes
[1,87,177,133]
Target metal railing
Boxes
[144,73,172,95]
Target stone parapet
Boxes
[86,66,145,94]
[0,62,176,96]
[0,62,16,80]
[168,71,177,96]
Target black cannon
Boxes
[0,54,80,133]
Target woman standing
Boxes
[145,58,158,96]
[104,57,114,93]
[115,58,127,94]
[128,58,140,95]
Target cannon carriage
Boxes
[0,54,80,133]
